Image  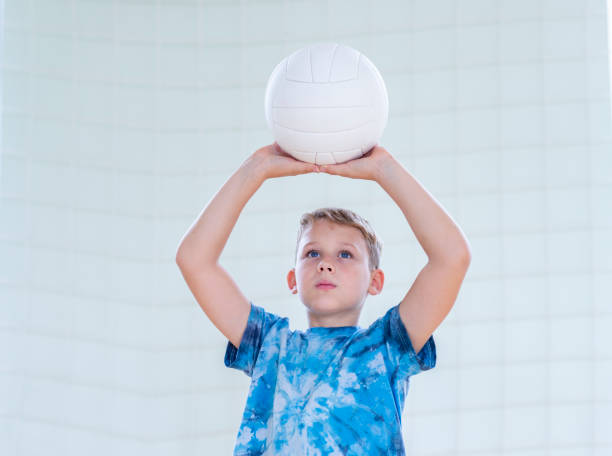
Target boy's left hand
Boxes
[319,145,393,182]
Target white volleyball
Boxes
[264,42,388,165]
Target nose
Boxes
[318,261,334,273]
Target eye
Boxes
[305,250,352,259]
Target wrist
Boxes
[240,153,268,183]
[374,150,401,183]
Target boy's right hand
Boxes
[250,143,320,180]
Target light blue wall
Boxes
[1,1,611,455]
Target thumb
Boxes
[320,163,344,174]
[294,160,319,175]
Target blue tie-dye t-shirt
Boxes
[224,301,436,455]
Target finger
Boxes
[321,164,344,175]
[273,142,287,155]
[296,162,319,174]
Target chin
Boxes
[304,298,351,313]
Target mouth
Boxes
[316,281,337,290]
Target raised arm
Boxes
[175,158,263,347]
[374,151,471,354]
[319,145,471,354]
[175,144,317,347]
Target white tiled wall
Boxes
[1,1,611,455]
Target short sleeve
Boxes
[381,303,437,379]
[223,301,284,377]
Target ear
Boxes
[367,269,384,295]
[287,268,297,294]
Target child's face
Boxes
[287,219,383,326]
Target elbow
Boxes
[175,248,190,267]
[175,243,195,266]
[457,244,472,266]
[446,243,472,267]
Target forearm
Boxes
[175,156,266,267]
[375,155,471,264]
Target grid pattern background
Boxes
[1,0,611,455]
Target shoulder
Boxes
[339,308,394,356]
[232,302,291,354]
[249,303,290,331]
[353,304,436,363]
[355,305,398,341]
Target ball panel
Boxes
[329,45,360,82]
[285,43,361,83]
[272,82,372,108]
[286,48,312,82]
[271,106,375,133]
[264,60,287,130]
[286,149,316,164]
[329,149,363,164]
[359,54,389,119]
[309,43,339,83]
[314,152,336,165]
[272,119,381,154]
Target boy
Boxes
[176,143,471,455]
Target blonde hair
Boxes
[294,207,382,271]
